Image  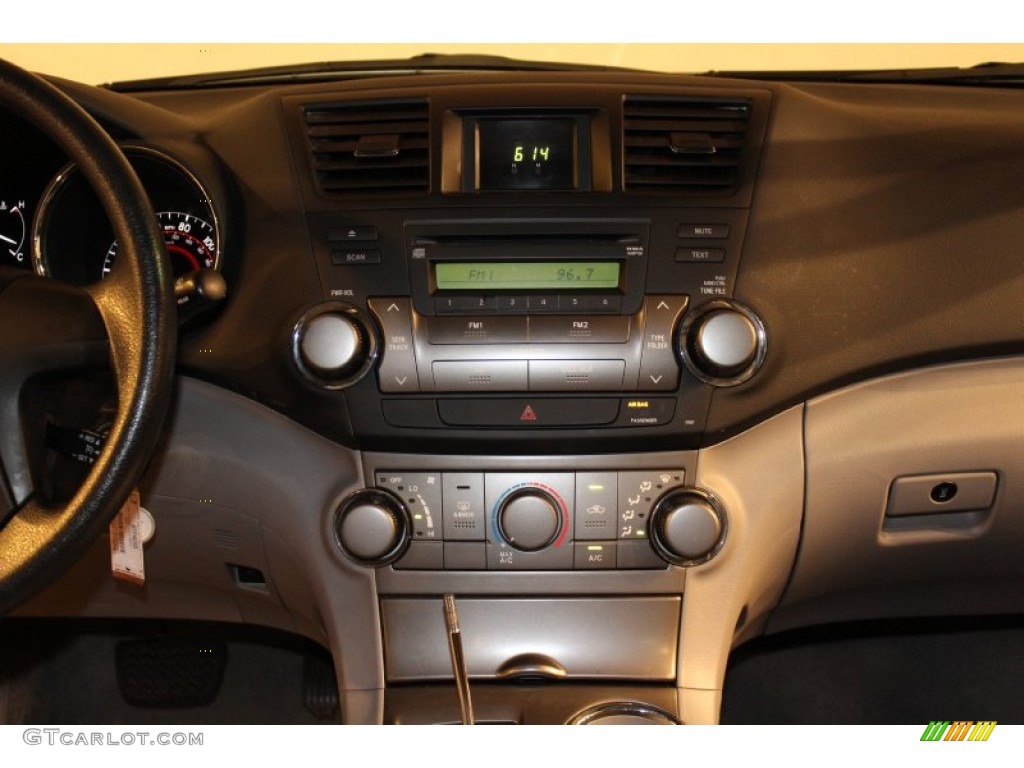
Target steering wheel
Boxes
[0,60,176,614]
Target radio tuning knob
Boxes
[649,488,726,566]
[293,303,378,389]
[333,489,411,567]
[498,488,562,552]
[681,300,766,386]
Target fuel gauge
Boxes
[1,199,28,268]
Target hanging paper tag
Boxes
[110,489,146,585]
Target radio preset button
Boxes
[498,295,529,313]
[529,360,626,391]
[529,315,631,343]
[528,295,559,312]
[558,295,622,313]
[435,296,499,314]
[432,360,528,391]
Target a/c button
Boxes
[574,542,616,569]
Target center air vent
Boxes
[623,96,751,195]
[304,99,429,196]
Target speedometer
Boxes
[32,146,224,308]
[103,211,218,304]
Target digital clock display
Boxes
[477,118,576,191]
[435,261,620,291]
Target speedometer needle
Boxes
[0,233,17,245]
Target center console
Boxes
[282,82,775,723]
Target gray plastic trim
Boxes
[381,596,681,682]
[679,404,805,723]
[781,357,1024,619]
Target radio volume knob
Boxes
[649,489,726,566]
[293,303,377,389]
[681,301,765,386]
[498,489,562,552]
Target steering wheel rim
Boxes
[0,59,176,613]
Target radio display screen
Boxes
[434,261,620,291]
[477,118,576,191]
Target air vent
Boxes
[623,96,751,194]
[304,99,429,196]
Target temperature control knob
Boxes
[498,489,562,552]
[681,300,766,386]
[333,489,411,566]
[293,303,377,389]
[649,488,726,566]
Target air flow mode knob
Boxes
[649,488,727,566]
[681,300,766,386]
[293,303,377,389]
[334,489,411,567]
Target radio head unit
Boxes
[407,219,649,317]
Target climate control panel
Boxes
[367,469,694,571]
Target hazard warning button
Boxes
[437,398,620,427]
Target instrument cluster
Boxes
[1,110,226,318]
[32,147,222,309]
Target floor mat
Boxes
[721,615,1024,724]
[0,619,337,725]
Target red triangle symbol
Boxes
[520,405,538,422]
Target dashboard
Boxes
[3,63,1024,725]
